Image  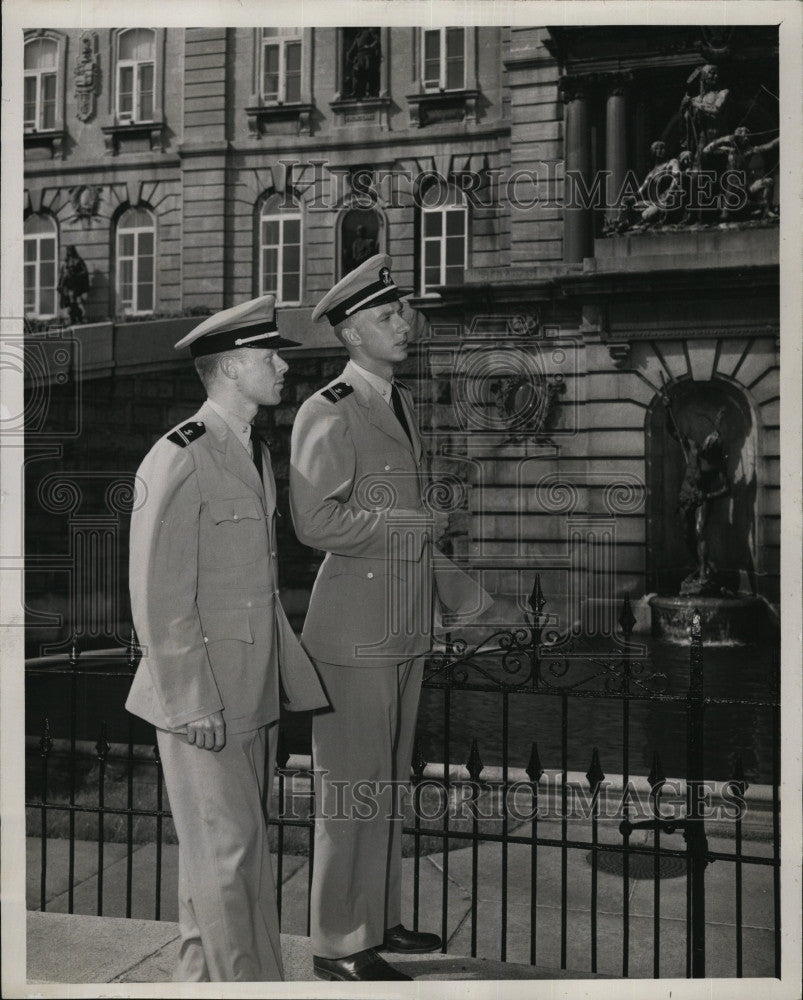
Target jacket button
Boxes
[367,572,374,579]
[384,465,391,471]
[233,514,239,521]
[203,636,209,644]
[270,550,277,558]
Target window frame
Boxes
[115,28,156,124]
[419,188,469,295]
[260,31,303,105]
[421,27,466,92]
[24,214,59,319]
[258,196,303,306]
[115,206,156,317]
[24,37,59,132]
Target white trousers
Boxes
[156,722,282,981]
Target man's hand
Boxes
[186,711,226,752]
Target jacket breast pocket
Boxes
[202,497,265,567]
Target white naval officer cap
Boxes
[174,294,300,357]
[311,254,410,326]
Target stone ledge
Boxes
[26,912,607,984]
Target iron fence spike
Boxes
[69,636,79,665]
[618,593,636,637]
[412,737,427,778]
[526,741,544,783]
[528,573,546,618]
[585,747,605,790]
[39,716,53,757]
[729,752,749,797]
[466,738,484,782]
[95,722,110,761]
[648,750,666,790]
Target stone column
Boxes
[605,73,631,211]
[561,76,592,264]
[633,94,651,185]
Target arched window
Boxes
[116,206,155,315]
[258,194,302,305]
[24,37,58,131]
[116,29,155,123]
[420,182,468,293]
[24,214,58,317]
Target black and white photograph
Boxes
[1,2,801,998]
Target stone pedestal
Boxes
[649,595,766,645]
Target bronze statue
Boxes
[345,28,380,100]
[58,245,90,324]
[612,140,687,231]
[681,63,732,169]
[662,390,730,595]
[703,126,780,220]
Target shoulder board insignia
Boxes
[167,421,206,447]
[321,382,354,403]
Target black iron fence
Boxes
[25,577,781,979]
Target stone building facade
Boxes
[22,25,779,650]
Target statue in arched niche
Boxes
[661,387,731,595]
[344,28,381,101]
[58,245,90,324]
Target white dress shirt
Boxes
[349,361,394,406]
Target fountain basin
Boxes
[649,595,766,645]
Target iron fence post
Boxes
[686,610,708,978]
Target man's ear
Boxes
[341,323,361,348]
[218,354,240,381]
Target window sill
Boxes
[24,129,67,159]
[329,95,391,129]
[406,89,480,128]
[101,120,164,155]
[245,102,315,137]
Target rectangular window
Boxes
[23,232,57,317]
[261,35,302,103]
[422,27,464,92]
[23,72,57,130]
[421,206,467,293]
[24,76,37,129]
[117,61,154,122]
[260,214,302,305]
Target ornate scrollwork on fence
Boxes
[424,576,668,696]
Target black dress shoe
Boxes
[313,948,412,981]
[383,923,442,954]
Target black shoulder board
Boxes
[321,382,354,403]
[167,421,206,447]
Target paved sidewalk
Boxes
[26,818,777,982]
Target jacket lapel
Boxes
[395,382,423,463]
[344,361,416,454]
[198,400,266,499]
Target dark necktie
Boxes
[250,426,263,481]
[390,382,414,448]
